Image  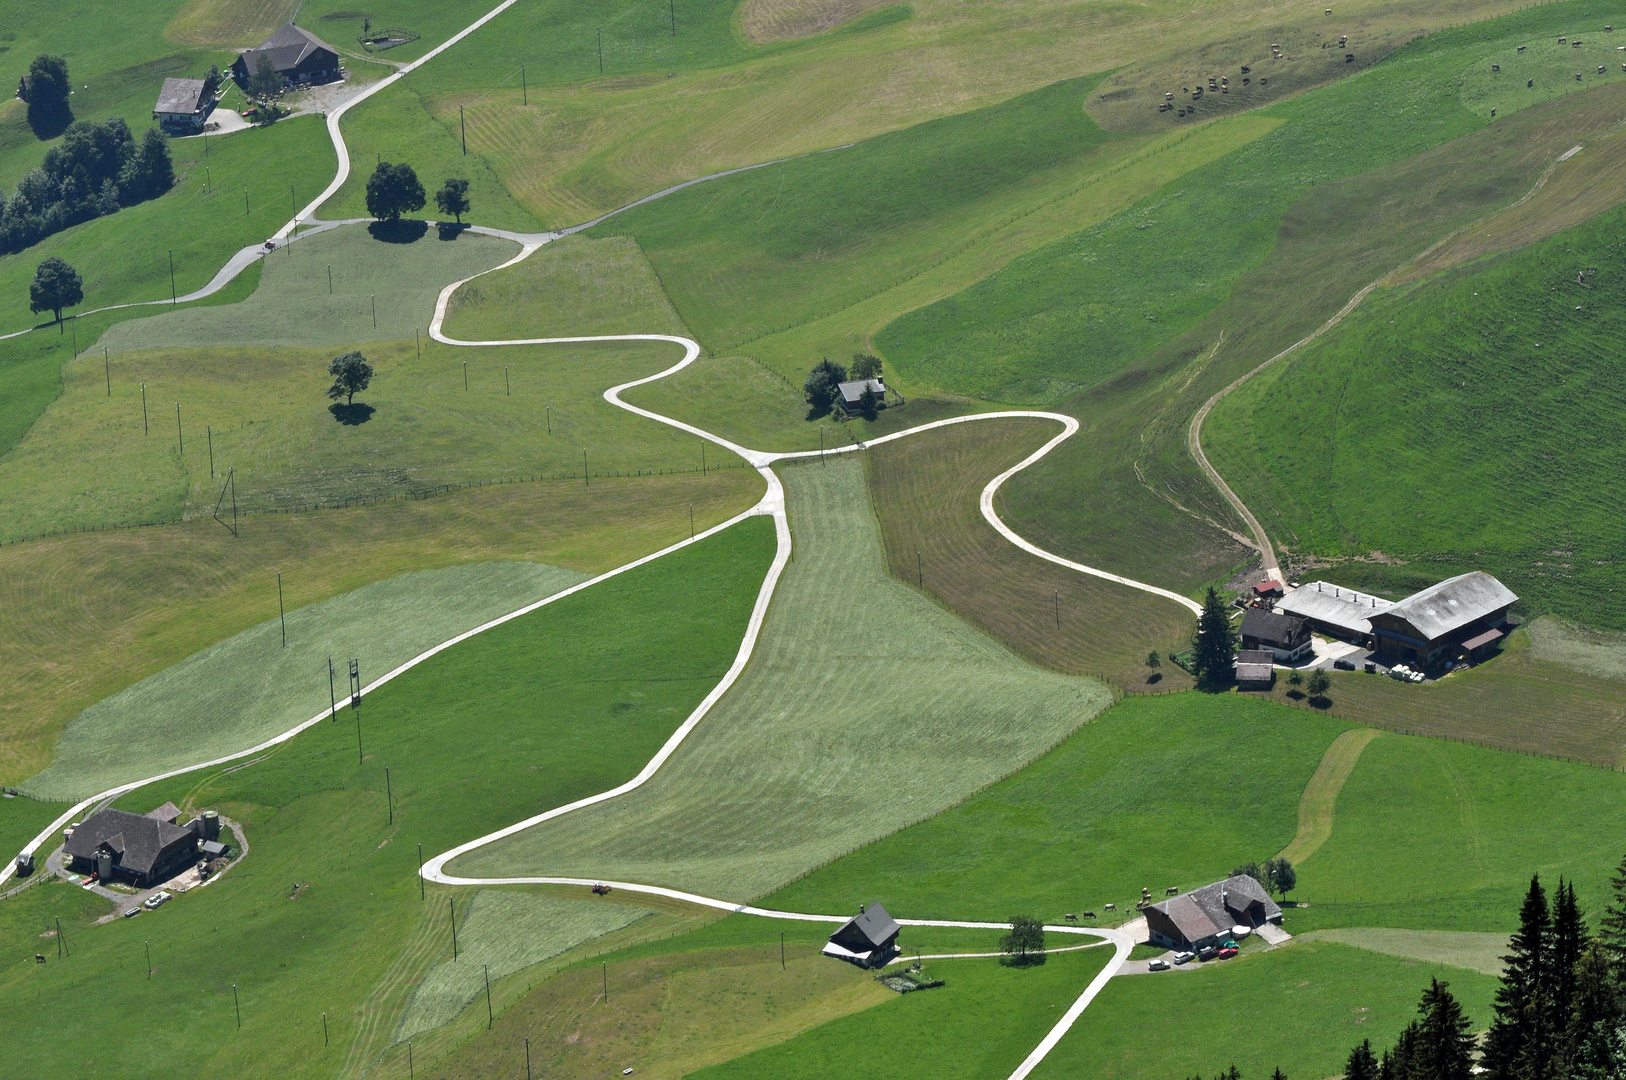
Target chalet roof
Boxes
[1240,609,1307,650]
[1154,894,1223,944]
[1151,875,1281,944]
[1380,572,1517,640]
[1234,649,1275,683]
[63,807,195,876]
[154,77,208,116]
[837,378,885,405]
[240,24,338,75]
[146,801,183,824]
[1277,581,1392,636]
[831,903,900,951]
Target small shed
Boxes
[153,78,211,130]
[1234,649,1275,687]
[823,903,901,967]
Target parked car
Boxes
[1149,959,1171,971]
[1217,946,1239,959]
[1333,657,1356,671]
[1198,946,1218,961]
[142,891,173,911]
[1172,950,1196,965]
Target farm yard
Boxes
[4,0,1626,1077]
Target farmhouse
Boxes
[62,803,221,889]
[836,378,888,415]
[1239,608,1311,663]
[232,24,341,89]
[152,77,212,131]
[1145,875,1282,952]
[823,902,901,967]
[1367,571,1517,666]
[1276,581,1393,646]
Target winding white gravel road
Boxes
[0,0,1217,1071]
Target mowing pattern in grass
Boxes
[0,333,743,542]
[1526,616,1626,681]
[1298,929,1510,977]
[450,458,1114,900]
[426,940,892,1080]
[1203,203,1626,628]
[765,694,1344,925]
[396,890,652,1041]
[100,225,519,352]
[0,469,761,788]
[0,520,775,1080]
[586,76,1118,352]
[865,416,1197,690]
[164,0,298,46]
[24,560,585,801]
[876,1,1626,404]
[1031,942,1497,1080]
[690,949,1111,1080]
[1292,730,1626,932]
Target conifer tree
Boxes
[1552,878,1591,1025]
[1563,943,1623,1079]
[1379,1022,1420,1080]
[1597,853,1626,980]
[1415,979,1476,1080]
[1192,586,1235,686]
[1485,876,1553,1080]
[1344,1039,1379,1080]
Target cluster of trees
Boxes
[0,113,174,255]
[1232,856,1297,900]
[804,353,883,419]
[1001,915,1046,965]
[365,162,471,224]
[1339,863,1626,1080]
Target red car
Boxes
[1217,946,1239,959]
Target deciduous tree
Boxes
[29,256,82,327]
[1000,915,1045,964]
[850,352,882,380]
[803,358,847,416]
[327,351,374,406]
[435,177,470,223]
[365,161,425,221]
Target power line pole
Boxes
[450,897,458,960]
[141,382,148,433]
[484,964,493,1027]
[522,64,527,104]
[417,843,425,901]
[207,424,214,477]
[277,573,286,647]
[169,249,177,304]
[671,0,676,36]
[328,657,337,720]
[597,29,603,73]
[104,346,110,396]
[385,768,393,825]
[460,105,467,154]
[176,403,183,455]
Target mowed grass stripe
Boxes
[450,456,1115,900]
[1278,727,1383,865]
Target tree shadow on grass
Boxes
[367,219,428,244]
[329,402,375,425]
[999,953,1047,968]
[436,222,468,241]
[27,102,72,141]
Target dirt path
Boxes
[1277,727,1382,865]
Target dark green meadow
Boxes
[0,519,774,1080]
[1204,203,1626,627]
[586,75,1121,350]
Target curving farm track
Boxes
[0,0,1238,1071]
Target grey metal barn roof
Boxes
[1277,581,1393,637]
[63,807,195,877]
[239,24,338,75]
[1381,572,1517,639]
[154,77,207,116]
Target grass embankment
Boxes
[864,416,1197,690]
[1033,942,1498,1080]
[1204,203,1626,629]
[0,793,70,867]
[766,694,1343,925]
[449,457,1114,900]
[1,226,751,541]
[0,519,776,1080]
[0,469,760,788]
[0,115,337,337]
[689,948,1112,1080]
[25,560,587,800]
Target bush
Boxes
[803,358,847,417]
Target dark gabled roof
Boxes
[147,801,183,824]
[1378,572,1517,640]
[239,24,339,75]
[830,903,900,951]
[1149,875,1281,945]
[1151,894,1222,944]
[1240,609,1307,650]
[63,807,195,876]
[154,77,208,116]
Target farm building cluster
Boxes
[1233,570,1517,683]
[150,23,343,133]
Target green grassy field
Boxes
[0,518,775,1080]
[449,457,1114,900]
[0,793,69,869]
[24,559,586,801]
[689,947,1112,1080]
[873,3,1626,404]
[1299,928,1509,976]
[102,223,519,352]
[1203,202,1626,629]
[1031,941,1499,1080]
[766,693,1344,925]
